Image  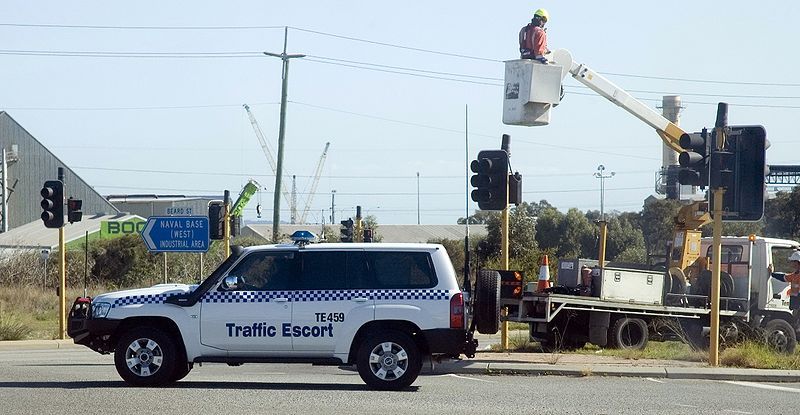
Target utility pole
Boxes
[594,165,615,221]
[264,26,305,242]
[330,190,336,224]
[57,167,66,340]
[661,96,682,199]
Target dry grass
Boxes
[489,329,539,353]
[0,286,105,340]
[575,341,707,362]
[720,341,800,370]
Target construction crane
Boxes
[298,142,330,223]
[243,104,296,223]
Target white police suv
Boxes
[68,236,494,390]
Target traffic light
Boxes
[710,125,768,221]
[340,219,354,242]
[208,201,225,240]
[677,130,710,187]
[363,228,373,243]
[66,198,83,224]
[508,172,523,206]
[470,149,509,210]
[230,215,241,237]
[40,180,64,228]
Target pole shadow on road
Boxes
[0,381,419,392]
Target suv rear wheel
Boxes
[356,330,422,390]
[114,327,177,387]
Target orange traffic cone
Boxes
[537,255,552,292]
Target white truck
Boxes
[502,236,800,353]
[500,51,798,352]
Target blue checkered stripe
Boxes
[201,289,451,304]
[203,291,294,303]
[112,293,176,308]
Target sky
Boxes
[1,1,798,225]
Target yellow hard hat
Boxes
[534,8,550,22]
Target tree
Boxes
[534,206,563,252]
[559,208,595,259]
[605,214,646,261]
[363,214,383,242]
[480,205,538,261]
[763,187,800,239]
[640,198,681,258]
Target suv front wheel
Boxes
[356,330,422,390]
[114,327,177,387]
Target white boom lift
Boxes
[503,49,684,152]
[502,49,710,270]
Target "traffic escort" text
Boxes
[225,322,334,338]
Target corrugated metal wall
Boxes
[0,112,119,230]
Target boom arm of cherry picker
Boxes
[549,50,712,272]
[545,50,682,154]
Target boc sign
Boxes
[141,216,210,253]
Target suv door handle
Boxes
[273,298,289,303]
[352,297,368,303]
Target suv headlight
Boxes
[91,302,112,319]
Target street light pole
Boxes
[416,172,420,225]
[593,165,615,221]
[264,26,305,243]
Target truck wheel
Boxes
[609,317,648,350]
[114,327,177,387]
[764,319,797,354]
[474,270,501,335]
[356,330,422,391]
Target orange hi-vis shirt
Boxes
[786,272,800,296]
[519,24,548,58]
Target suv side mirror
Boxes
[222,276,242,291]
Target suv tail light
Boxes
[450,292,464,329]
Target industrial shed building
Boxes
[0,112,119,232]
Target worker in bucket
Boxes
[519,8,550,63]
[769,251,800,312]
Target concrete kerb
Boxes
[0,339,78,351]
[432,360,800,383]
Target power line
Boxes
[1,22,798,88]
[306,55,502,81]
[291,100,661,161]
[2,102,280,111]
[0,23,286,30]
[289,27,500,63]
[0,49,263,58]
[75,165,653,179]
[303,58,500,86]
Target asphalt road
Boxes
[1,347,799,414]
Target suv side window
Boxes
[297,251,347,290]
[225,252,296,291]
[368,251,437,289]
[347,251,370,289]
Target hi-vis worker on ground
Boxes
[519,8,550,63]
[770,251,800,313]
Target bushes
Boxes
[0,313,31,340]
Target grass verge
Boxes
[720,341,800,370]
